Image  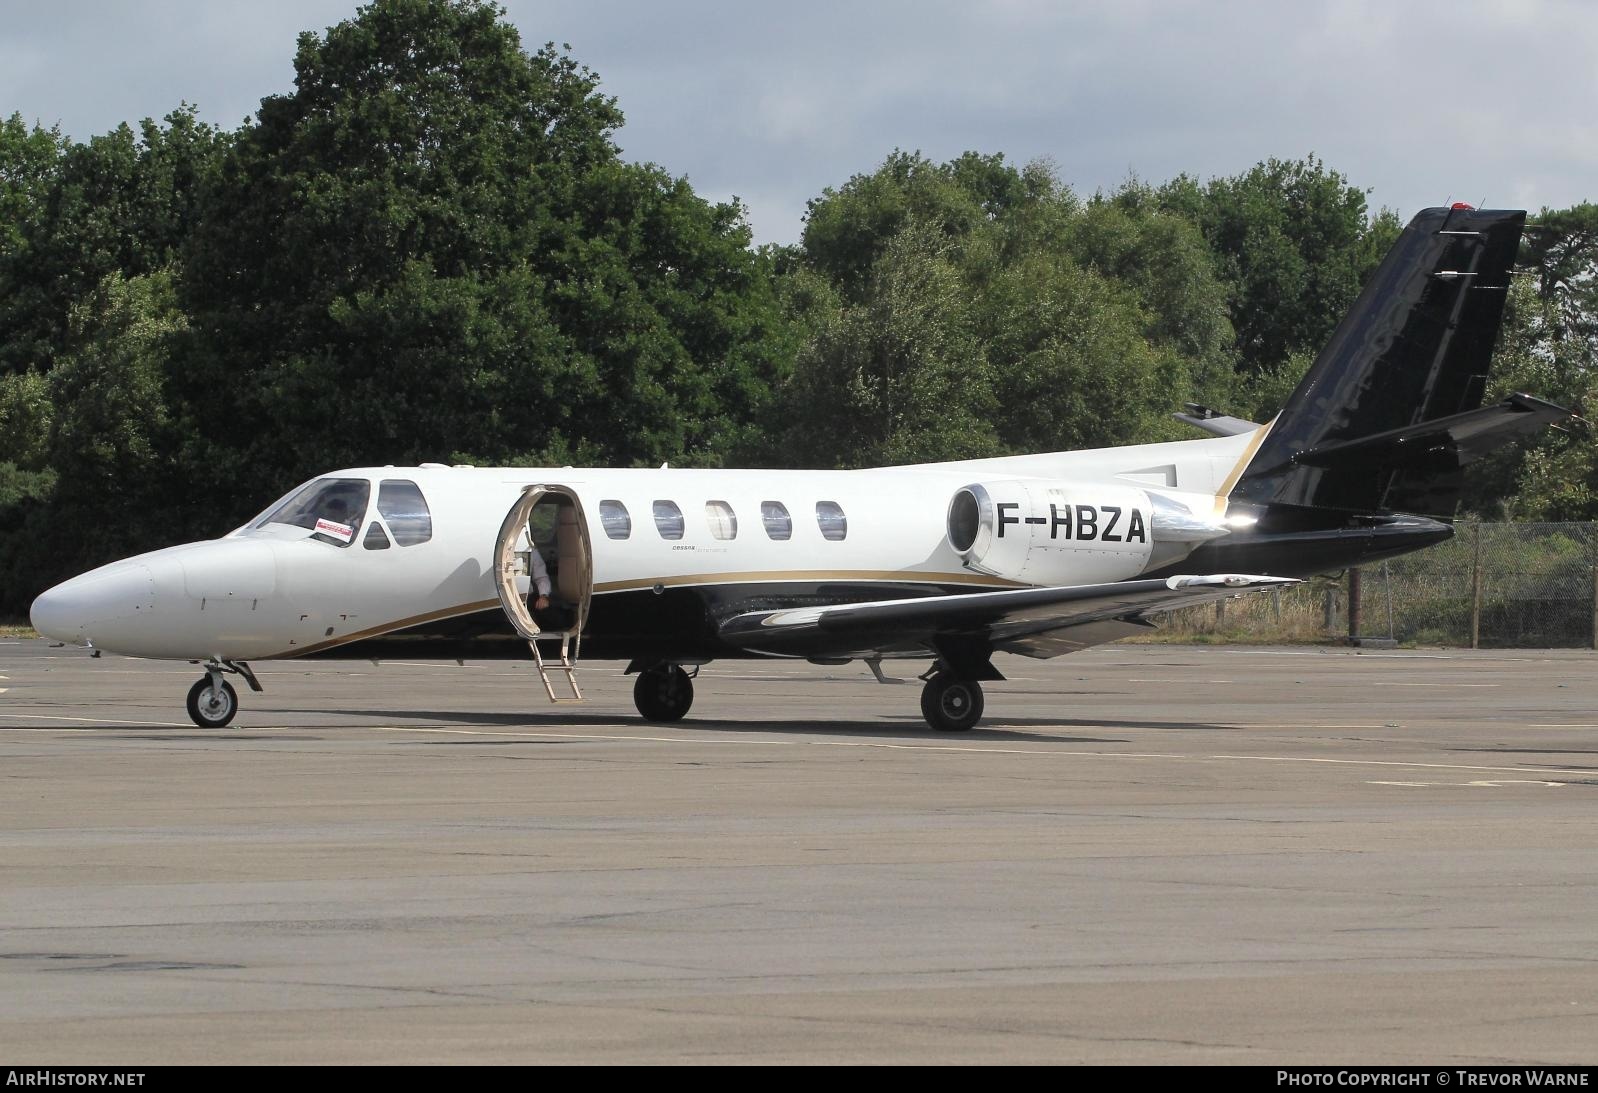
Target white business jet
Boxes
[29,207,1571,731]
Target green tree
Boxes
[791,153,1229,464]
[1463,207,1598,519]
[1068,190,1236,406]
[180,0,789,505]
[780,220,999,467]
[0,370,55,508]
[0,269,188,612]
[981,251,1191,453]
[1150,156,1399,409]
[0,107,226,376]
[801,150,1040,302]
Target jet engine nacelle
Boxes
[947,480,1156,586]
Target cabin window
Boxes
[653,500,685,540]
[377,480,432,546]
[256,477,370,548]
[816,501,847,541]
[705,500,738,540]
[761,501,791,541]
[599,500,631,540]
[363,522,392,550]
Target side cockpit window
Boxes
[255,477,371,547]
[377,480,433,546]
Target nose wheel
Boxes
[183,660,260,728]
[186,676,239,728]
[633,663,694,722]
[920,672,984,732]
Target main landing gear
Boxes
[184,660,261,728]
[919,670,985,732]
[632,663,695,722]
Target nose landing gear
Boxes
[184,659,261,728]
[187,676,238,728]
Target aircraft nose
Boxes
[28,584,81,645]
[29,562,157,647]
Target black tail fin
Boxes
[1230,206,1558,517]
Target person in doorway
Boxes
[528,548,551,613]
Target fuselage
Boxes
[28,428,1450,664]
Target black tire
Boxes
[186,676,238,728]
[633,664,694,722]
[920,673,984,732]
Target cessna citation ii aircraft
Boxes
[29,206,1574,732]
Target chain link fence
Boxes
[1156,522,1598,648]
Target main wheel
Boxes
[186,676,239,728]
[920,673,984,732]
[633,664,694,722]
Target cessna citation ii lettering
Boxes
[30,207,1574,731]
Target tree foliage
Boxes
[179,0,788,503]
[1142,156,1399,404]
[0,108,226,377]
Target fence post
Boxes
[1592,565,1597,652]
[1324,585,1338,632]
[1348,568,1362,643]
[1214,599,1226,629]
[1471,528,1482,650]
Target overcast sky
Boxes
[4,0,1594,245]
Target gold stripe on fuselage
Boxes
[591,569,1026,594]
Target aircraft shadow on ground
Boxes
[322,706,1242,742]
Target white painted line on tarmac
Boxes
[1369,779,1568,788]
[1126,678,1235,683]
[1213,754,1597,777]
[0,712,189,728]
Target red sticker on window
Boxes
[314,517,354,542]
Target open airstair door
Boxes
[492,485,594,703]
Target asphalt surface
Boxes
[1,638,1596,1065]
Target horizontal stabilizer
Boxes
[1271,393,1573,472]
[718,573,1299,662]
[1174,403,1261,438]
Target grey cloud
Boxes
[4,0,1593,244]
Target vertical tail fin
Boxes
[1231,206,1527,516]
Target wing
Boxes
[717,574,1298,662]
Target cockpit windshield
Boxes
[253,477,371,547]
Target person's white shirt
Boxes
[529,548,551,598]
